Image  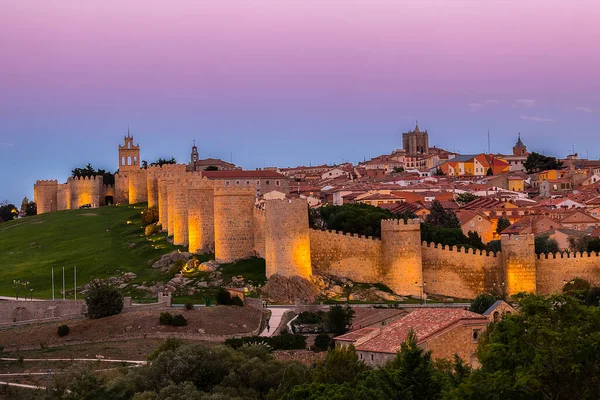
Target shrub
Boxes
[57,325,70,337]
[141,206,159,225]
[585,286,600,307]
[185,302,194,310]
[230,295,244,307]
[85,279,124,319]
[148,338,183,361]
[224,334,306,350]
[469,293,498,314]
[313,333,333,352]
[296,311,326,324]
[215,288,244,306]
[562,277,591,297]
[171,314,188,327]
[144,224,159,236]
[159,312,173,325]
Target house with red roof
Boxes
[201,169,289,196]
[335,308,488,367]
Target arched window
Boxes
[493,311,500,322]
[127,156,132,165]
[134,157,137,165]
[122,156,125,166]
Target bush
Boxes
[313,333,333,352]
[469,293,497,314]
[585,287,600,307]
[562,277,591,297]
[224,334,307,350]
[296,311,326,324]
[327,305,355,335]
[148,338,183,361]
[215,288,244,306]
[85,280,124,319]
[171,314,188,327]
[144,224,159,236]
[230,295,244,307]
[159,312,173,325]
[185,302,194,310]
[141,206,159,225]
[57,325,70,337]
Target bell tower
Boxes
[512,133,527,156]
[118,128,141,172]
[191,140,199,164]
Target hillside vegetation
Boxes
[0,204,182,299]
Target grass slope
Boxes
[0,204,182,299]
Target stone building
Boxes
[188,141,237,171]
[200,170,289,197]
[402,122,429,155]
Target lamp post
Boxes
[415,281,427,305]
[493,281,506,298]
[30,288,34,301]
[13,279,21,300]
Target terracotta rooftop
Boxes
[337,308,487,354]
[202,170,285,179]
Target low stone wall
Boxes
[0,300,86,324]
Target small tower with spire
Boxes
[190,140,199,164]
[402,121,429,155]
[512,133,527,156]
[118,127,141,171]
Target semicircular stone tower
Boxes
[265,198,312,279]
[187,177,215,254]
[213,183,255,263]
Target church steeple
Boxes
[513,133,527,156]
[190,140,199,163]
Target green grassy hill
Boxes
[0,204,182,299]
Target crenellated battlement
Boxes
[311,228,380,242]
[68,175,103,181]
[213,181,255,195]
[537,251,600,259]
[381,218,421,231]
[421,241,500,258]
[35,179,58,185]
[146,163,187,172]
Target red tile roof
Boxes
[202,170,285,179]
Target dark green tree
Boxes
[72,163,115,185]
[486,240,501,253]
[486,167,493,176]
[534,234,560,255]
[316,203,394,237]
[467,231,485,249]
[85,279,124,319]
[496,217,511,234]
[455,192,478,206]
[425,200,460,229]
[313,345,366,385]
[524,152,563,173]
[204,165,219,171]
[150,157,177,167]
[327,305,355,335]
[0,202,18,221]
[392,166,405,173]
[468,293,497,314]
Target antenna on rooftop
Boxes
[487,129,490,154]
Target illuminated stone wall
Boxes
[158,177,174,232]
[187,178,215,254]
[128,169,148,204]
[265,198,312,279]
[57,183,71,211]
[253,208,266,258]
[68,175,104,209]
[310,230,383,283]
[213,183,255,263]
[167,183,176,237]
[172,181,190,246]
[114,172,129,204]
[147,164,187,208]
[501,234,537,295]
[33,180,58,214]
[381,219,423,296]
[536,252,600,294]
[422,243,503,299]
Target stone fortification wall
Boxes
[265,198,312,279]
[172,178,191,246]
[167,183,176,237]
[213,183,256,263]
[188,177,215,253]
[501,234,537,295]
[147,164,187,208]
[0,300,85,323]
[310,230,383,283]
[103,184,115,204]
[253,208,266,258]
[158,177,174,231]
[114,172,129,204]
[57,183,71,211]
[536,252,600,294]
[34,180,58,214]
[68,175,103,209]
[381,219,423,296]
[128,169,148,204]
[422,243,503,299]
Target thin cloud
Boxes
[0,142,15,147]
[572,106,595,114]
[468,100,499,112]
[520,115,555,123]
[515,99,536,108]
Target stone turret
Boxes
[172,179,190,246]
[187,177,215,254]
[33,180,58,214]
[381,219,424,296]
[213,183,255,263]
[265,198,312,279]
[501,233,536,295]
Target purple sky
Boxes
[1,0,599,205]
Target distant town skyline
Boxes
[1,0,599,205]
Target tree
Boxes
[85,279,124,319]
[20,197,29,212]
[150,157,176,167]
[204,165,219,171]
[449,294,600,399]
[524,152,563,174]
[496,217,511,234]
[316,203,395,237]
[486,240,501,253]
[327,305,355,335]
[141,160,148,169]
[392,166,404,173]
[468,293,497,314]
[535,234,560,255]
[425,200,461,229]
[24,201,37,216]
[467,231,485,250]
[72,163,115,185]
[0,202,18,221]
[486,167,493,176]
[434,168,446,176]
[455,192,478,206]
[313,345,366,385]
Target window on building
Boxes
[371,354,374,361]
[473,329,481,343]
[246,181,250,185]
[266,180,270,185]
[470,221,475,227]
[276,180,280,186]
[493,311,500,322]
[256,180,260,185]
[236,181,240,185]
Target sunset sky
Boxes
[1,0,599,205]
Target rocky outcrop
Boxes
[261,274,320,304]
[151,251,192,272]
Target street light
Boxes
[415,281,427,305]
[13,279,21,300]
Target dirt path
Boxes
[259,307,292,337]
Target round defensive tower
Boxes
[172,178,190,246]
[265,198,312,279]
[381,218,423,297]
[158,177,174,232]
[34,180,59,214]
[167,182,176,237]
[213,183,255,263]
[128,169,148,204]
[187,177,215,254]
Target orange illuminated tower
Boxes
[118,128,141,172]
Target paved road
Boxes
[259,307,291,337]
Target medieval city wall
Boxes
[536,252,600,294]
[114,172,129,204]
[68,175,103,209]
[265,198,312,279]
[188,178,215,254]
[103,184,115,204]
[147,164,187,208]
[253,208,266,258]
[310,230,383,283]
[57,183,71,211]
[213,183,256,263]
[128,169,148,204]
[421,243,503,299]
[381,219,423,296]
[33,180,58,214]
[501,234,537,295]
[172,179,190,246]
